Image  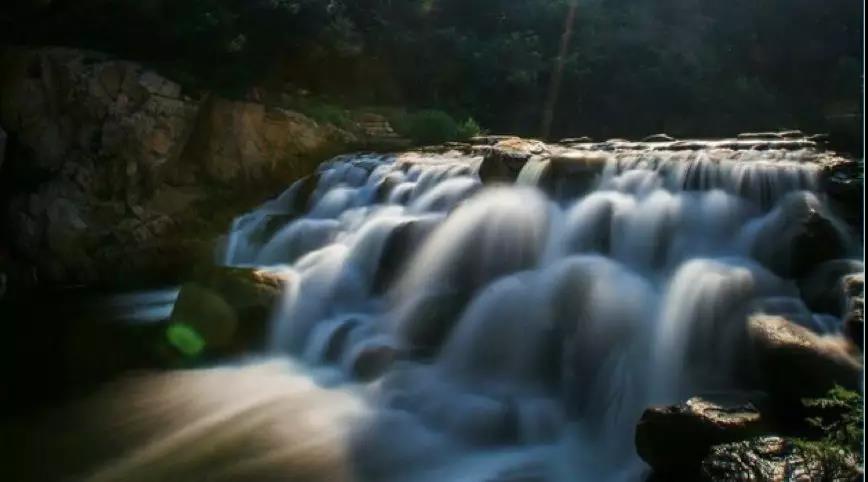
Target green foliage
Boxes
[457,118,482,141]
[801,386,863,455]
[392,110,460,145]
[795,386,863,473]
[0,0,861,145]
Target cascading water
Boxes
[215,146,861,481]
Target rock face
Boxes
[701,436,859,481]
[636,394,769,478]
[747,315,862,405]
[186,97,357,185]
[0,47,356,287]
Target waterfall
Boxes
[215,144,859,481]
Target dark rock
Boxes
[169,266,289,355]
[842,273,864,350]
[372,217,440,294]
[701,436,859,481]
[397,289,469,355]
[750,192,850,278]
[642,133,676,142]
[747,315,862,405]
[797,259,864,316]
[821,159,864,231]
[636,394,770,478]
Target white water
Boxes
[211,148,859,481]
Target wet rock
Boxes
[797,259,864,316]
[169,266,289,354]
[842,273,864,350]
[397,289,470,355]
[642,133,676,142]
[636,393,770,478]
[478,138,548,183]
[750,192,850,278]
[747,315,862,405]
[372,217,440,294]
[701,436,859,481]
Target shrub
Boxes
[795,386,863,475]
[392,109,459,145]
[456,117,482,141]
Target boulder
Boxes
[636,394,770,478]
[478,138,548,183]
[747,315,862,405]
[169,266,290,355]
[701,436,859,481]
[750,192,850,278]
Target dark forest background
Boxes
[1,0,863,145]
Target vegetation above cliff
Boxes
[1,0,863,144]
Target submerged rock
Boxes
[636,394,770,478]
[701,436,859,481]
[349,342,400,381]
[747,315,862,405]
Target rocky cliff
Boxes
[0,47,360,289]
